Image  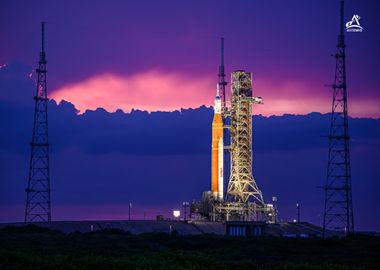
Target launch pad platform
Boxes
[0,220,330,237]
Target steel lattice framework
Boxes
[226,71,264,204]
[25,22,51,223]
[323,0,354,234]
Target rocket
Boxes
[211,84,224,201]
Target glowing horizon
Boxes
[51,71,380,118]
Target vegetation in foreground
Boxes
[0,225,379,270]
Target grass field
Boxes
[0,225,379,270]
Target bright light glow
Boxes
[51,71,213,113]
[173,210,181,218]
[50,72,380,117]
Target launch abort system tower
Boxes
[25,22,52,223]
[323,0,354,235]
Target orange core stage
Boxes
[211,96,224,200]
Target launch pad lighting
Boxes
[173,210,180,218]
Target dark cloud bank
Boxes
[0,99,379,230]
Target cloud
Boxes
[2,62,378,118]
[1,100,380,229]
[0,61,35,106]
[50,71,380,118]
[51,71,214,113]
[252,78,380,118]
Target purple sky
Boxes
[0,0,379,116]
[0,1,380,231]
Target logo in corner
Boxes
[346,15,364,32]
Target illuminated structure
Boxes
[211,85,224,200]
[25,22,51,223]
[211,38,227,201]
[226,71,264,204]
[323,0,354,235]
[203,39,275,222]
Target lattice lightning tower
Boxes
[25,22,52,223]
[323,0,354,234]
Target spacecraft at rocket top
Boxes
[211,84,224,201]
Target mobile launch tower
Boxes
[204,39,275,222]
